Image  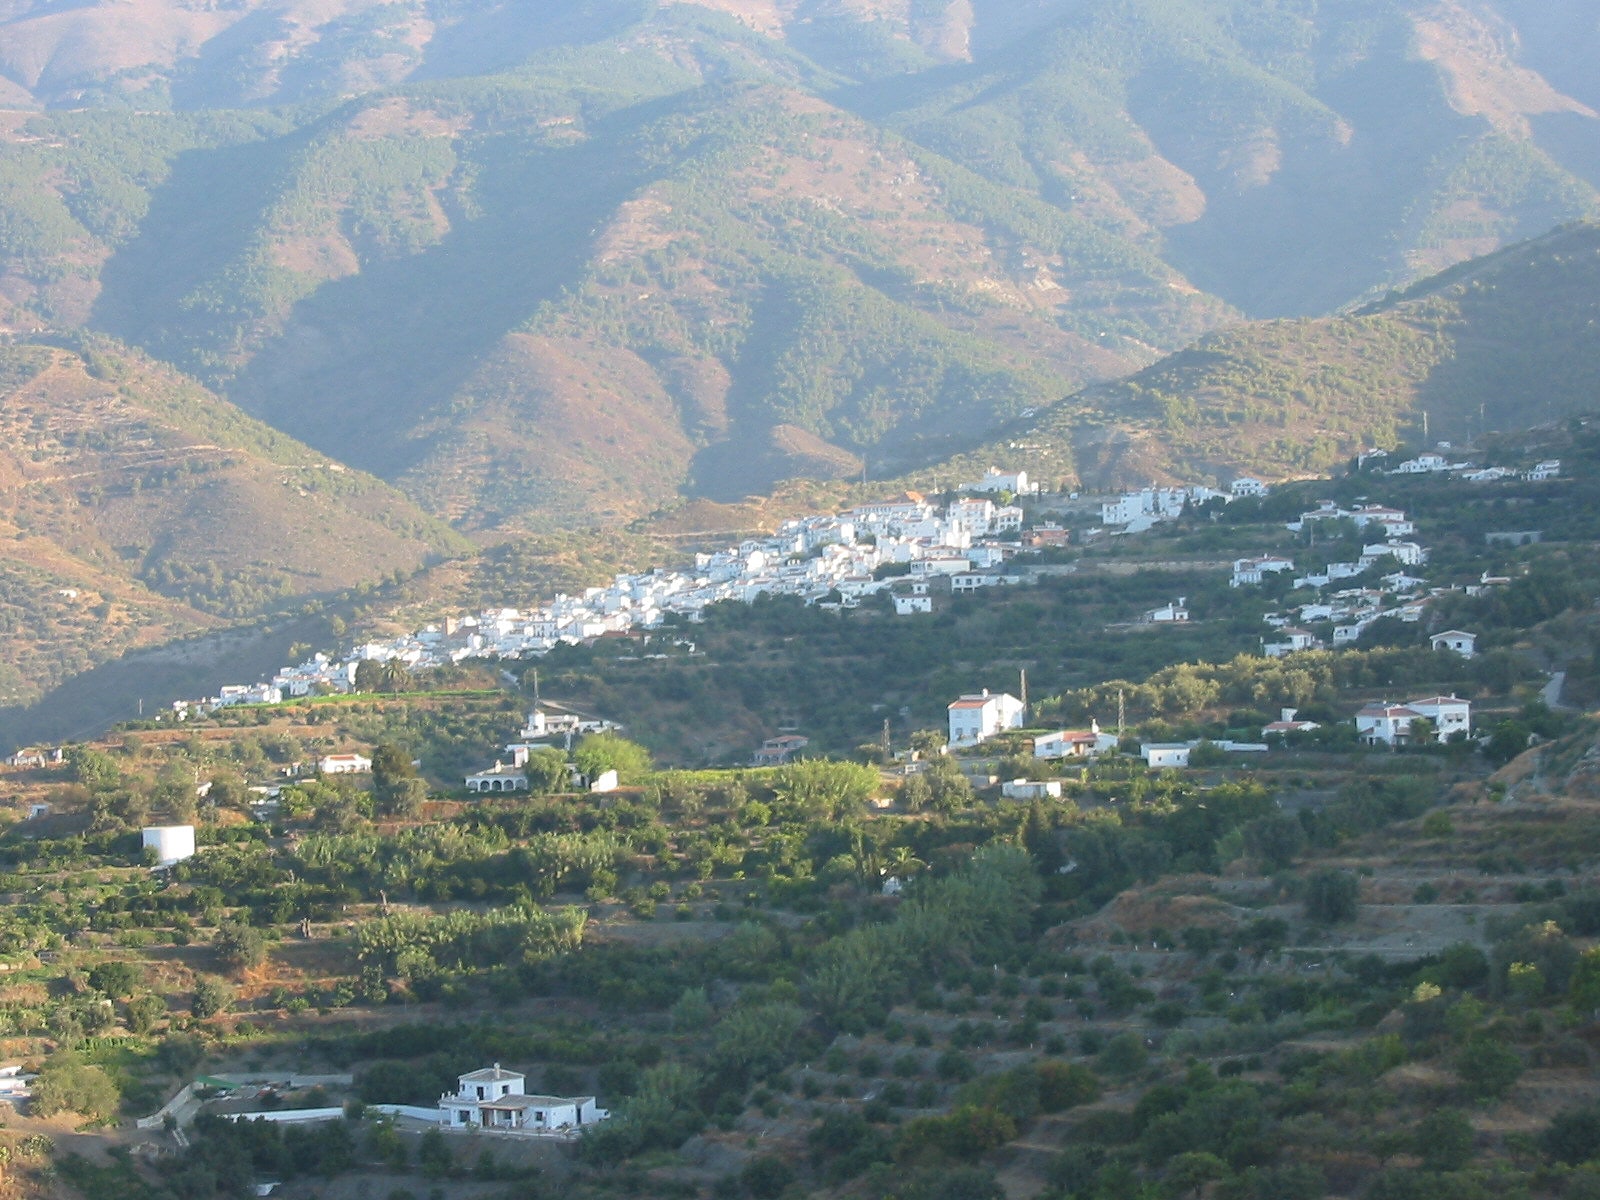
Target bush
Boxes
[1414,1108,1474,1170]
[742,1155,795,1199]
[191,978,233,1018]
[33,1054,120,1124]
[1543,1102,1600,1165]
[1302,869,1359,924]
[1456,1035,1522,1099]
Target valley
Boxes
[1,5,1600,1198]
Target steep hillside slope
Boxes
[0,339,466,705]
[0,0,1596,534]
[915,220,1600,491]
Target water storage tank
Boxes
[142,825,196,867]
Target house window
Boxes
[476,1086,485,1099]
[457,1110,469,1124]
[534,1111,544,1123]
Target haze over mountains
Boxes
[1,0,1598,532]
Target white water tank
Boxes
[142,825,196,867]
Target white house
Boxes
[1230,477,1268,497]
[1351,506,1414,537]
[1361,541,1426,567]
[893,595,933,615]
[318,754,372,775]
[1262,627,1320,657]
[752,735,809,766]
[1356,696,1470,746]
[1393,454,1449,474]
[1526,460,1561,481]
[1263,708,1320,737]
[1034,722,1118,760]
[466,762,530,793]
[965,467,1034,495]
[1231,556,1295,587]
[948,691,1026,746]
[1355,703,1422,746]
[1142,744,1191,769]
[951,571,1004,593]
[439,1065,606,1135]
[1143,598,1189,623]
[1001,779,1062,800]
[1407,695,1472,739]
[1430,630,1477,658]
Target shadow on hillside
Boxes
[0,618,325,755]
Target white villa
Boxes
[1355,695,1470,746]
[318,754,372,774]
[1430,630,1477,658]
[1034,722,1118,760]
[947,690,1026,746]
[439,1065,607,1135]
[466,762,530,793]
[1231,556,1295,587]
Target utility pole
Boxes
[1117,688,1125,739]
[1019,668,1028,720]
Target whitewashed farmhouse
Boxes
[947,691,1026,746]
[439,1065,607,1135]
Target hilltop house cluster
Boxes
[163,449,1546,718]
[1220,497,1496,657]
[232,472,1043,699]
[1364,448,1561,482]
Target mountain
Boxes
[913,219,1600,492]
[0,1,1597,534]
[0,337,466,708]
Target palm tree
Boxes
[884,845,926,878]
[376,659,411,693]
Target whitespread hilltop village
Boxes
[160,451,1555,721]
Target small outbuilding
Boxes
[142,825,197,867]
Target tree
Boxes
[384,777,428,820]
[87,961,141,998]
[33,1054,120,1123]
[742,1155,795,1199]
[371,742,419,815]
[1165,1150,1226,1198]
[1542,1102,1600,1165]
[352,659,383,693]
[67,745,121,791]
[127,993,167,1034]
[192,978,234,1018]
[770,759,877,822]
[1242,813,1306,870]
[1456,1035,1521,1099]
[1570,947,1600,1015]
[524,748,570,793]
[1415,1108,1474,1170]
[214,921,267,972]
[418,1127,453,1179]
[573,733,652,784]
[1302,869,1359,924]
[1483,720,1532,766]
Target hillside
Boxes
[912,219,1600,492]
[0,1,1596,533]
[0,338,466,709]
